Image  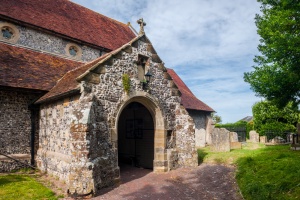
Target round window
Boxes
[1,26,14,39]
[69,46,78,56]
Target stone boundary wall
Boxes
[0,20,104,62]
[0,89,41,172]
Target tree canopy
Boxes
[252,101,299,134]
[244,0,300,108]
[211,113,222,124]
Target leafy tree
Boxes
[252,101,299,134]
[211,113,222,124]
[244,0,300,107]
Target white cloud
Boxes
[72,0,262,123]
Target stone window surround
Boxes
[65,43,82,60]
[0,22,20,44]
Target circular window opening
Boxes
[69,46,78,56]
[1,26,14,39]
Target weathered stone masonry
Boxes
[0,88,42,172]
[0,20,104,62]
[37,36,198,194]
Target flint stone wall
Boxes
[249,130,259,143]
[0,20,104,62]
[211,128,230,152]
[37,38,198,194]
[0,89,41,172]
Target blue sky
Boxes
[72,0,262,123]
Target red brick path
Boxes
[93,164,242,200]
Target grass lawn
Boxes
[0,174,59,200]
[198,143,300,200]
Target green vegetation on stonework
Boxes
[0,174,58,200]
[122,73,131,94]
[198,144,300,200]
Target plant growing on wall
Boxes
[122,74,130,94]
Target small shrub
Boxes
[122,74,130,94]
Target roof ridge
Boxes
[0,0,136,50]
[70,0,129,28]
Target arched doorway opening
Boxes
[117,102,154,169]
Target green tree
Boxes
[252,101,299,134]
[244,0,300,107]
[211,113,222,124]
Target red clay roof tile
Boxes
[167,68,214,112]
[36,53,110,103]
[0,0,136,50]
[36,36,143,103]
[0,43,81,91]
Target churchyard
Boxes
[0,142,299,199]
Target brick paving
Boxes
[92,164,242,200]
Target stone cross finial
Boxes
[137,18,146,35]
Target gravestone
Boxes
[195,128,206,147]
[230,132,239,142]
[230,142,242,149]
[211,128,230,152]
[270,136,285,144]
[260,136,267,144]
[249,130,259,143]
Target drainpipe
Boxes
[28,102,40,166]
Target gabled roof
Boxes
[167,69,214,112]
[36,34,213,113]
[36,35,145,103]
[0,43,81,91]
[36,53,110,103]
[0,0,136,50]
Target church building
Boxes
[0,0,214,194]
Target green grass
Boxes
[198,144,300,200]
[0,174,58,200]
[198,142,265,165]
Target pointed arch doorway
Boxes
[117,102,154,169]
